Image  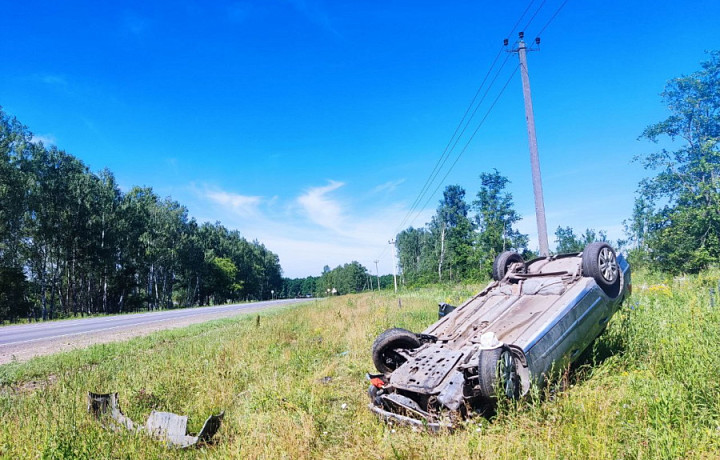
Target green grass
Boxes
[1,272,720,459]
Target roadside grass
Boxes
[1,272,720,458]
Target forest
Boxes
[0,111,283,322]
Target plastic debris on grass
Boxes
[87,391,223,448]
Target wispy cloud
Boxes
[205,189,262,218]
[296,180,345,230]
[31,74,72,96]
[372,179,405,194]
[185,180,432,278]
[164,158,180,175]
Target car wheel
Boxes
[371,328,421,374]
[582,242,620,293]
[477,347,520,399]
[492,251,525,281]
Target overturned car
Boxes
[368,242,630,429]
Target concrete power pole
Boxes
[510,32,550,257]
[373,260,380,291]
[388,239,398,293]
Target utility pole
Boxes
[388,239,398,293]
[508,32,550,257]
[373,260,380,291]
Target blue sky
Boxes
[2,1,718,278]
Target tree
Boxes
[0,267,31,322]
[207,256,240,303]
[395,226,434,285]
[554,226,608,253]
[0,111,30,269]
[473,170,528,275]
[429,185,474,282]
[317,261,369,295]
[631,51,720,273]
[0,110,33,320]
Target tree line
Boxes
[280,263,394,298]
[0,109,282,323]
[391,170,616,285]
[394,171,531,285]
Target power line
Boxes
[392,50,513,235]
[390,1,539,239]
[534,0,570,37]
[377,1,573,268]
[394,55,515,241]
[406,65,520,229]
[401,1,569,236]
[375,1,542,263]
[441,53,513,174]
[522,0,548,32]
[376,56,510,263]
[511,0,538,36]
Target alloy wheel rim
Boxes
[500,350,517,398]
[598,247,618,283]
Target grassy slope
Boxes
[1,272,719,459]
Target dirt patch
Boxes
[16,374,58,393]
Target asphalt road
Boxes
[0,299,311,348]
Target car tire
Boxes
[477,347,520,399]
[582,242,620,294]
[371,328,421,374]
[492,251,525,281]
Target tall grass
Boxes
[1,272,719,459]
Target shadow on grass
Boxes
[565,321,628,388]
[478,323,630,420]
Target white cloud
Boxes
[296,180,345,230]
[186,180,433,278]
[372,179,406,194]
[31,134,57,146]
[205,189,262,218]
[187,177,630,278]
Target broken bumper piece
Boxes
[368,403,452,432]
[87,392,223,448]
[366,373,454,432]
